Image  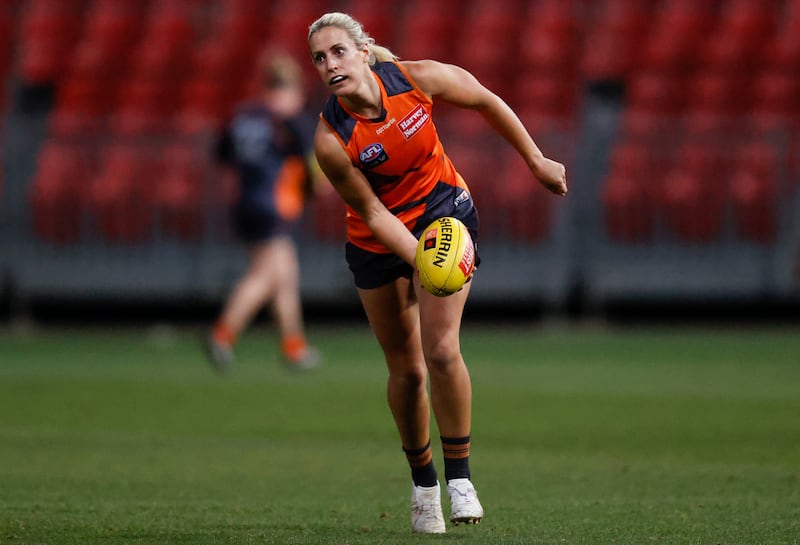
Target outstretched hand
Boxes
[533,157,568,196]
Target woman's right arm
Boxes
[314,121,419,266]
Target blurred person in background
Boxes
[308,12,567,534]
[206,49,324,373]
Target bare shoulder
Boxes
[401,59,468,96]
[313,121,351,177]
[400,59,443,76]
[314,121,338,155]
[400,60,486,106]
[400,59,448,90]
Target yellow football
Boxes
[415,216,475,297]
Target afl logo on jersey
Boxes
[359,143,389,169]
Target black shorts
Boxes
[346,196,480,290]
[232,204,292,243]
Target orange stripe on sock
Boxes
[442,441,471,460]
[282,335,308,360]
[404,443,433,468]
[212,321,236,346]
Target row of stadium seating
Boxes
[7,0,800,246]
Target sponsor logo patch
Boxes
[458,237,475,276]
[358,143,389,168]
[423,228,438,250]
[398,104,430,140]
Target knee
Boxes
[423,339,462,375]
[386,356,428,391]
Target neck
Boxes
[340,69,383,119]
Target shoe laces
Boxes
[449,480,478,504]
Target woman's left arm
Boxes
[402,60,567,196]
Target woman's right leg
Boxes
[358,277,429,452]
[359,277,446,533]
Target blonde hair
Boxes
[260,49,302,89]
[308,12,398,65]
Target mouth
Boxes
[329,75,347,86]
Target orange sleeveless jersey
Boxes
[320,61,470,253]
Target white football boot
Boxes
[447,478,484,525]
[410,482,446,533]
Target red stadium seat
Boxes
[698,0,777,74]
[515,105,576,135]
[171,73,240,135]
[659,141,728,242]
[601,139,667,242]
[748,71,799,132]
[581,31,638,83]
[264,1,327,61]
[453,6,520,83]
[18,1,83,83]
[636,0,715,75]
[684,73,751,117]
[130,5,195,81]
[513,74,578,120]
[66,40,127,82]
[608,140,670,191]
[397,2,459,62]
[522,0,580,41]
[49,76,113,136]
[308,188,346,243]
[760,31,800,74]
[153,144,207,240]
[519,29,580,80]
[674,140,732,191]
[0,9,14,82]
[660,169,726,243]
[719,0,777,45]
[81,1,144,58]
[497,152,552,242]
[89,144,159,243]
[602,174,656,242]
[210,8,268,55]
[618,106,673,141]
[29,140,94,244]
[188,37,251,84]
[107,77,181,135]
[129,38,192,82]
[347,0,395,45]
[626,71,686,116]
[729,143,780,243]
[581,0,654,81]
[591,0,652,38]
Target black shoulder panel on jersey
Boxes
[321,95,357,146]
[372,62,414,97]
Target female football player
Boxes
[308,12,567,533]
[206,50,322,373]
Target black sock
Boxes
[441,435,471,482]
[403,442,438,487]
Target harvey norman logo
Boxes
[398,104,430,140]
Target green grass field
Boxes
[1,323,798,544]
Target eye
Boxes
[312,53,325,64]
[334,47,345,56]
